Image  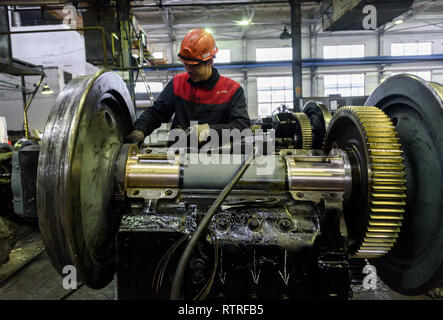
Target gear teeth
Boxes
[294,113,313,149]
[337,106,407,259]
[368,220,402,227]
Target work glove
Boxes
[125,129,145,145]
[189,124,210,143]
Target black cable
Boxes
[170,146,257,300]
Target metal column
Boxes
[290,0,302,112]
[309,24,316,97]
[20,76,27,111]
[117,0,135,103]
[377,27,385,85]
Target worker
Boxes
[126,28,251,147]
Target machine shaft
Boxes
[123,147,352,199]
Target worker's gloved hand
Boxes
[125,129,145,145]
[189,124,210,143]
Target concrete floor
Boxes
[0,231,116,300]
[350,281,433,300]
[0,231,438,300]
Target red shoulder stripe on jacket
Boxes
[173,73,241,104]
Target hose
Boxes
[170,145,257,300]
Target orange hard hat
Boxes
[178,28,218,65]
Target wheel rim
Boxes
[365,74,443,295]
[37,70,135,288]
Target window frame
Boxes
[323,73,366,97]
[390,42,432,56]
[135,81,164,94]
[322,44,365,59]
[214,49,231,64]
[255,47,293,62]
[256,76,294,117]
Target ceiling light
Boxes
[394,19,404,25]
[205,28,213,34]
[237,19,250,26]
[279,26,291,40]
[41,83,53,95]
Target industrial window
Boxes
[214,49,231,63]
[391,42,432,56]
[152,51,164,59]
[256,48,292,61]
[324,74,365,97]
[257,76,293,117]
[135,81,164,101]
[323,45,365,59]
[135,81,163,94]
[390,71,431,81]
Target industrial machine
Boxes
[36,70,443,299]
[255,102,332,151]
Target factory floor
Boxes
[0,230,438,301]
[0,230,115,300]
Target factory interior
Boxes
[0,0,443,304]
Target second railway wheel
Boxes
[365,74,443,295]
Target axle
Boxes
[122,147,352,201]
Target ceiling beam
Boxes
[160,7,176,42]
[131,1,292,10]
[184,5,247,24]
[141,20,316,31]
[242,5,257,39]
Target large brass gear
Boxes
[293,112,313,149]
[323,106,406,258]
